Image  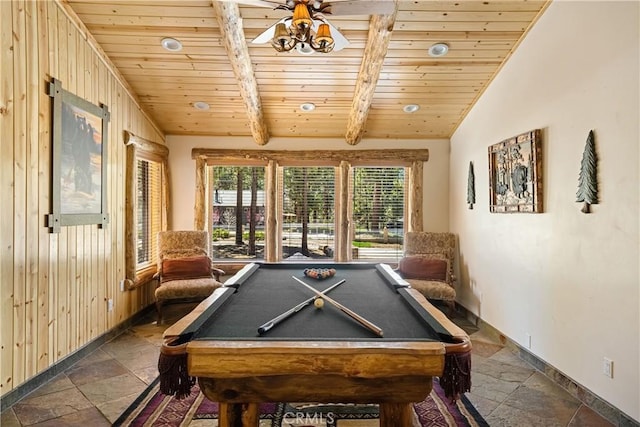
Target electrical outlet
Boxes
[525,333,532,349]
[120,280,125,292]
[603,357,613,378]
[107,298,114,312]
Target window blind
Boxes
[352,167,405,262]
[282,166,335,260]
[136,158,163,268]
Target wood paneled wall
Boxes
[0,1,164,396]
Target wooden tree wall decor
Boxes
[467,161,476,209]
[488,129,543,213]
[576,130,598,213]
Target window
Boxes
[124,132,169,288]
[136,158,163,268]
[352,167,405,262]
[281,166,335,259]
[208,166,266,261]
[194,149,427,263]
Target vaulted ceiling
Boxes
[63,0,550,145]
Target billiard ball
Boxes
[314,297,324,308]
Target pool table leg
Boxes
[218,402,259,427]
[379,403,418,427]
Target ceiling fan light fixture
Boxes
[403,104,420,113]
[428,42,449,57]
[315,23,333,44]
[296,43,315,55]
[292,3,312,29]
[193,101,210,111]
[300,102,316,112]
[274,23,290,43]
[267,1,338,54]
[161,37,183,52]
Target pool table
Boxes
[161,263,471,427]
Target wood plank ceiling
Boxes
[63,0,549,145]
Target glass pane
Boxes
[352,167,405,262]
[210,166,266,261]
[282,166,335,260]
[136,159,162,268]
[136,159,149,264]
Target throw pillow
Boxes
[399,256,448,281]
[161,255,212,283]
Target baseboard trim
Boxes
[0,305,155,412]
[456,304,639,427]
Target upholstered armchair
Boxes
[155,230,224,323]
[397,231,457,315]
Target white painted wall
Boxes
[166,136,450,232]
[450,1,639,420]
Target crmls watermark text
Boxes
[282,411,335,425]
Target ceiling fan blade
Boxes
[211,0,284,8]
[323,0,396,16]
[251,17,288,44]
[323,20,349,51]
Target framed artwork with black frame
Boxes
[488,129,543,213]
[47,78,110,232]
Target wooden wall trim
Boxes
[409,161,424,232]
[336,161,351,262]
[193,149,429,165]
[124,131,169,158]
[194,157,206,231]
[265,160,278,262]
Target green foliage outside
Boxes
[351,241,373,248]
[283,167,335,224]
[243,231,265,241]
[213,166,265,191]
[211,228,230,240]
[352,167,404,231]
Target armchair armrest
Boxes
[212,266,225,281]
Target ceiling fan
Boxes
[215,0,396,54]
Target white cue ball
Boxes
[314,297,324,309]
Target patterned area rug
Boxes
[114,378,488,426]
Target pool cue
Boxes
[292,276,384,337]
[257,279,346,335]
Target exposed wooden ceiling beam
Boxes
[212,1,269,145]
[345,1,398,145]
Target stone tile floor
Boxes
[1,303,615,426]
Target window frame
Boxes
[194,149,427,263]
[124,132,170,289]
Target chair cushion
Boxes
[155,277,221,300]
[404,278,456,301]
[161,255,212,283]
[399,256,448,281]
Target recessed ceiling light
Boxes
[428,42,449,57]
[300,102,316,112]
[193,101,210,110]
[161,37,183,52]
[403,104,420,113]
